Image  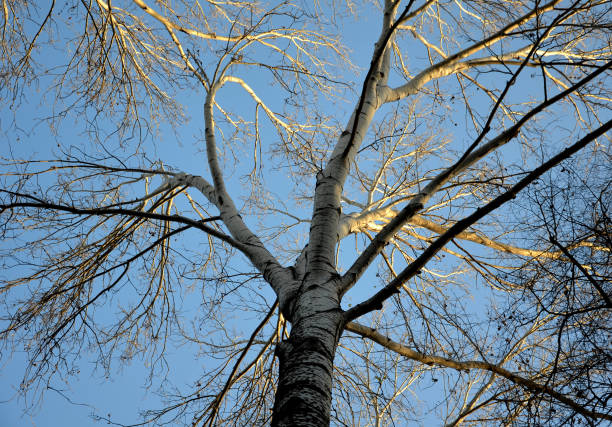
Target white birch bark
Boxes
[202,82,298,314]
[271,2,401,422]
[271,291,344,426]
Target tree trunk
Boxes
[271,286,344,427]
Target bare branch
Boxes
[345,119,612,320]
[345,321,612,422]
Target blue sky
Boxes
[0,6,388,426]
[1,1,596,426]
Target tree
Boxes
[1,0,611,425]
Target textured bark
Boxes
[271,284,344,427]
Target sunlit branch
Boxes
[131,0,234,41]
[339,207,568,260]
[444,374,499,427]
[220,75,299,133]
[344,321,612,422]
[385,0,564,102]
[338,59,612,296]
[340,0,412,160]
[127,0,209,88]
[305,0,415,276]
[2,0,611,424]
[204,82,295,309]
[344,119,612,318]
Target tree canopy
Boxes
[1,0,611,425]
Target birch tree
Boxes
[1,0,611,425]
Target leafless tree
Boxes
[1,0,611,426]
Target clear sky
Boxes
[1,1,595,426]
[0,5,387,426]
